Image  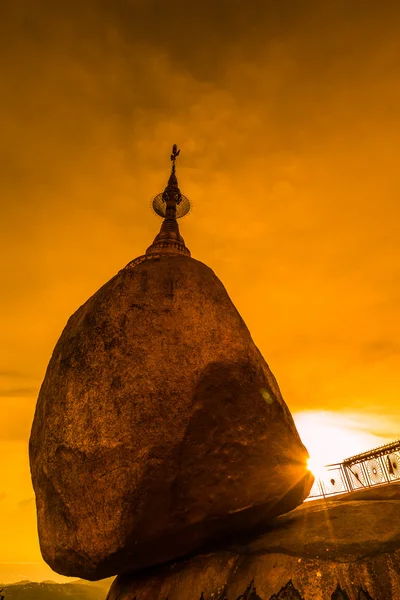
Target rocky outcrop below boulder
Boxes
[106,482,400,600]
[29,254,312,580]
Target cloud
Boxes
[0,397,36,441]
[0,388,38,398]
[0,374,39,401]
[360,341,400,363]
[1,0,400,563]
[0,0,399,417]
[17,497,35,511]
[1,0,399,406]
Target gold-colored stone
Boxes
[29,147,312,581]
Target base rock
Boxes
[106,482,400,600]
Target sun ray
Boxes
[293,410,391,476]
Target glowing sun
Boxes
[293,410,391,476]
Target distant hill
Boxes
[0,577,114,600]
[72,578,114,589]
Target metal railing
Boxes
[307,439,400,499]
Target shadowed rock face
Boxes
[106,483,400,600]
[29,255,312,580]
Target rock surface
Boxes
[106,482,400,600]
[29,254,312,580]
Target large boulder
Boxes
[29,254,312,580]
[106,482,400,600]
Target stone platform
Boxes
[106,482,400,600]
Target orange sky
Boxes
[1,0,400,583]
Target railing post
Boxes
[379,454,390,483]
[341,464,353,492]
[361,461,371,487]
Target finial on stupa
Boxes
[169,143,180,185]
[145,145,191,258]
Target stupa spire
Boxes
[146,144,191,258]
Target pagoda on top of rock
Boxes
[146,143,191,257]
[129,144,191,268]
[29,146,313,581]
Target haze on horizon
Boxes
[1,0,400,583]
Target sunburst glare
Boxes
[294,411,392,476]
